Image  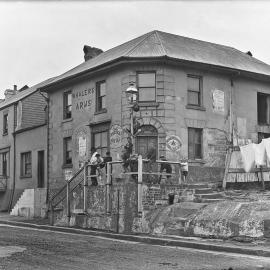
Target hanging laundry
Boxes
[240,143,255,173]
[253,142,266,166]
[262,138,270,163]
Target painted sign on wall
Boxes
[212,89,225,113]
[78,135,87,157]
[166,135,182,152]
[74,128,88,159]
[110,124,122,149]
[72,87,95,111]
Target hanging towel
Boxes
[253,142,266,166]
[262,138,270,163]
[240,143,255,173]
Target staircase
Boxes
[181,183,225,203]
[49,165,85,225]
[11,188,47,218]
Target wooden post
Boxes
[178,163,182,185]
[49,202,54,226]
[83,162,88,214]
[106,162,111,214]
[116,189,120,233]
[222,147,232,189]
[66,180,70,224]
[260,166,265,190]
[137,155,143,216]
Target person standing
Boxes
[90,147,103,186]
[159,155,172,184]
[146,142,156,172]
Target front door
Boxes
[136,136,158,158]
[37,150,45,188]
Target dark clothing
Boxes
[159,162,172,183]
[103,156,112,163]
[146,146,156,173]
[90,165,98,186]
[124,141,133,156]
[103,156,112,174]
[160,163,172,175]
[146,147,156,161]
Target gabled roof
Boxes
[40,30,270,89]
[0,77,55,110]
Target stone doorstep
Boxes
[194,188,214,194]
[183,183,209,189]
[194,193,224,199]
[200,198,225,203]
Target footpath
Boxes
[0,212,270,258]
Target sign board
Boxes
[166,135,182,152]
[110,124,122,148]
[64,169,73,181]
[78,135,87,157]
[212,89,224,113]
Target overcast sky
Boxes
[0,1,270,98]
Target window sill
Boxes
[62,164,73,169]
[20,175,32,179]
[258,123,270,126]
[62,118,73,123]
[138,102,159,107]
[2,132,8,136]
[94,109,107,115]
[186,105,206,111]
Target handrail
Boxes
[50,165,85,204]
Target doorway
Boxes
[136,125,158,157]
[136,125,158,180]
[37,150,45,188]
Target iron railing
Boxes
[0,175,7,192]
[49,157,185,225]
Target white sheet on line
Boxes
[240,143,255,173]
[262,138,270,163]
[253,142,266,166]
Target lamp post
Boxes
[126,83,138,154]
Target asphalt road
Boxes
[0,225,269,270]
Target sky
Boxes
[0,0,270,98]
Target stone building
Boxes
[0,79,53,215]
[39,30,270,194]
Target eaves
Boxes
[39,56,270,93]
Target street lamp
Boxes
[126,82,138,154]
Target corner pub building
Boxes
[38,30,270,227]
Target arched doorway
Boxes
[136,125,158,158]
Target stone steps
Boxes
[194,192,224,199]
[194,188,213,194]
[201,198,225,203]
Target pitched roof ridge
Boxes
[155,30,167,56]
[124,30,156,56]
[156,30,239,52]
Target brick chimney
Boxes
[83,45,103,61]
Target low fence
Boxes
[50,156,185,225]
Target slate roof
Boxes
[0,77,55,110]
[41,30,270,89]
